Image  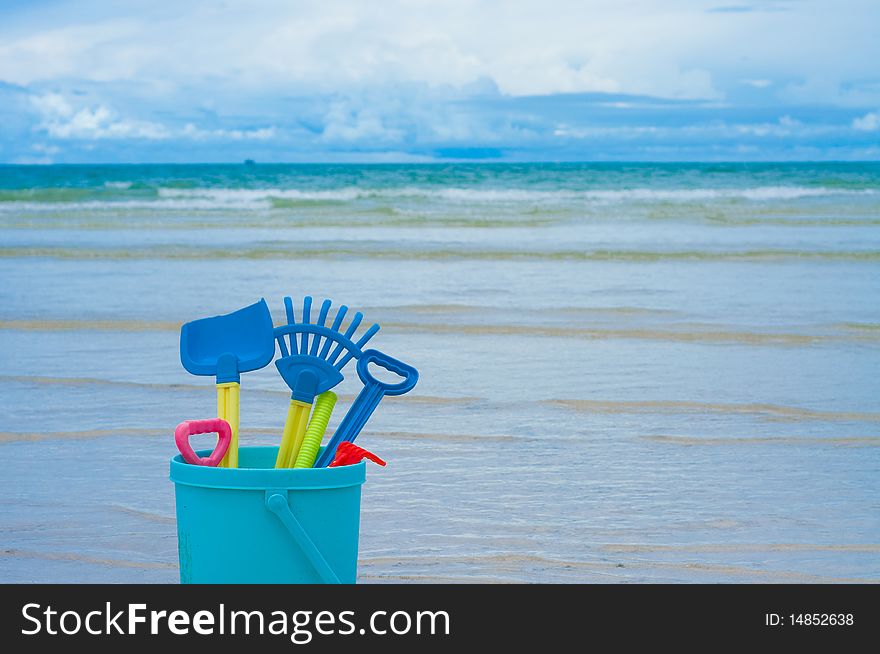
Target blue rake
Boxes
[272,296,379,468]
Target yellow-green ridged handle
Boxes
[293,391,337,469]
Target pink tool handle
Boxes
[175,418,231,466]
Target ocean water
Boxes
[0,162,878,583]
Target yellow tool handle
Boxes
[285,401,312,468]
[217,382,240,468]
[294,391,337,469]
[275,399,312,469]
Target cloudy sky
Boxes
[1,0,878,163]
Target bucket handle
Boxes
[265,491,342,584]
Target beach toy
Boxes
[179,299,275,468]
[314,349,418,468]
[293,391,337,469]
[329,442,386,468]
[273,296,379,468]
[170,446,366,583]
[175,418,232,466]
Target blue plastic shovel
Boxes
[179,298,276,467]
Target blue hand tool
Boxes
[314,349,418,468]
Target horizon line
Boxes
[2,160,880,167]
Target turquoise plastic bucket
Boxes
[170,446,366,584]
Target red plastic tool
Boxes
[328,442,386,468]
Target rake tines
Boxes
[275,296,380,372]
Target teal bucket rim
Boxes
[170,445,366,490]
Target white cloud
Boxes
[852,111,879,131]
[321,101,405,143]
[0,1,761,100]
[733,114,802,137]
[551,115,820,140]
[182,124,278,141]
[12,154,55,164]
[32,143,60,155]
[2,0,878,108]
[554,124,660,138]
[30,92,280,141]
[30,92,75,118]
[32,92,170,139]
[741,78,772,88]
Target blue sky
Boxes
[0,0,878,163]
